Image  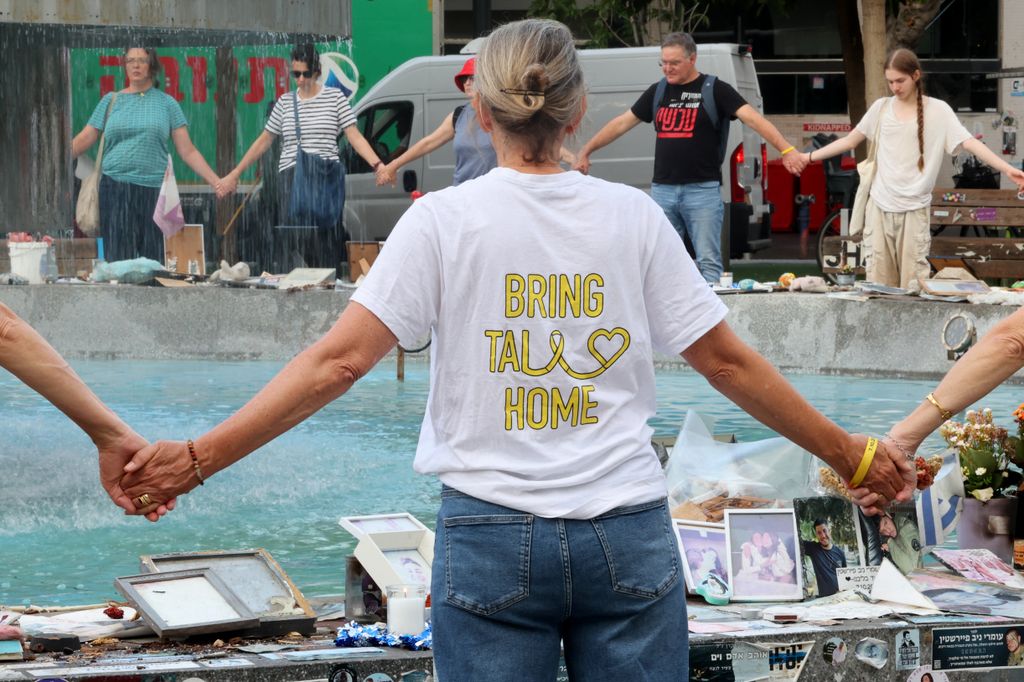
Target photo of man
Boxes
[794,497,861,598]
[858,502,922,574]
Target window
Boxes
[344,101,414,174]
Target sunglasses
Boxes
[291,69,314,79]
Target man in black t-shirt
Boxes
[575,32,807,283]
[801,518,846,597]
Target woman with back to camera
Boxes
[115,20,913,680]
[804,48,1024,290]
[72,47,220,263]
[217,44,386,269]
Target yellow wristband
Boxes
[925,392,953,421]
[849,437,878,488]
[780,146,796,155]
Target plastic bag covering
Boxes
[665,410,815,509]
[90,257,165,283]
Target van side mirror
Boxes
[402,170,418,193]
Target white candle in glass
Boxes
[387,584,426,635]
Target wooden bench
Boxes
[928,188,1024,280]
[820,188,1024,281]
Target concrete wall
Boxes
[1,286,1019,382]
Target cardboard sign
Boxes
[164,224,205,275]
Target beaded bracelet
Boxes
[849,437,878,488]
[925,392,953,421]
[186,439,205,485]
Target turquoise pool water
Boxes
[2,360,1020,606]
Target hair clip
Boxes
[500,87,545,97]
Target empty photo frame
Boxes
[725,509,803,602]
[673,520,728,595]
[115,568,258,638]
[353,528,434,593]
[138,548,316,636]
[339,512,429,540]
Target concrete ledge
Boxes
[1,285,1019,381]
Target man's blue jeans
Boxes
[650,181,725,283]
[431,487,688,681]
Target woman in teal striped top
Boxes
[72,47,220,263]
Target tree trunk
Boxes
[837,0,866,130]
[887,0,943,52]
[861,0,889,106]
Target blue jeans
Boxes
[431,487,687,681]
[650,181,724,284]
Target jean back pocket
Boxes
[443,514,533,616]
[591,500,678,599]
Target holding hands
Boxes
[215,171,240,199]
[781,149,809,177]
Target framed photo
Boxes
[725,509,803,601]
[138,548,316,636]
[857,501,922,574]
[673,520,728,595]
[339,512,429,540]
[352,527,435,593]
[793,497,863,598]
[115,568,258,638]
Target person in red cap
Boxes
[379,57,498,187]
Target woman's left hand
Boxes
[119,440,199,519]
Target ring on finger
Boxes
[135,493,152,507]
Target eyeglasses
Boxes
[659,59,686,68]
[124,57,148,66]
[292,69,314,79]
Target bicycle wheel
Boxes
[816,209,842,283]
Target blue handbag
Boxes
[288,91,345,229]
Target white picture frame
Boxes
[353,529,434,594]
[673,520,728,595]
[338,512,429,540]
[114,568,258,638]
[725,509,803,602]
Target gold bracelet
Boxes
[849,437,878,488]
[781,145,796,155]
[187,439,205,485]
[925,393,953,421]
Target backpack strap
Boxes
[452,104,465,129]
[651,77,668,126]
[700,74,731,165]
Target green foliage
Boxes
[529,0,711,47]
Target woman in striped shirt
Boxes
[218,44,386,269]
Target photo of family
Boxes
[858,502,922,574]
[725,509,802,601]
[674,520,728,594]
[793,497,862,598]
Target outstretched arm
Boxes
[734,104,808,176]
[682,321,915,512]
[573,110,642,174]
[802,130,867,164]
[343,125,387,184]
[119,303,398,511]
[888,307,1024,454]
[171,126,220,187]
[217,130,276,198]
[0,303,164,518]
[379,113,456,186]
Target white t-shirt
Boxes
[856,96,971,212]
[266,86,357,172]
[352,168,727,519]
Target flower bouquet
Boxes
[939,407,1024,501]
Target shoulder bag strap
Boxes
[866,98,887,165]
[700,74,719,131]
[292,91,303,151]
[94,93,118,173]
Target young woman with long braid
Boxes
[805,49,1024,289]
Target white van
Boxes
[341,44,771,258]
